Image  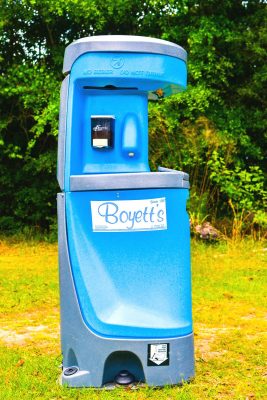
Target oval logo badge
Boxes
[110,58,124,69]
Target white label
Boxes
[149,344,169,365]
[91,198,167,232]
[92,138,108,148]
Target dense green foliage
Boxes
[0,0,266,235]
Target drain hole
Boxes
[64,366,78,376]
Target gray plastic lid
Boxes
[63,35,187,74]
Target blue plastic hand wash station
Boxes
[57,35,194,387]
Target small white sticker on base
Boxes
[148,343,169,366]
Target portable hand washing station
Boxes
[57,35,194,387]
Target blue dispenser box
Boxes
[57,35,194,387]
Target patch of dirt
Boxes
[241,313,256,320]
[0,324,59,347]
[0,305,60,352]
[0,328,32,345]
[241,312,267,321]
[195,325,234,360]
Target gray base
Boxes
[60,334,194,388]
[58,193,194,388]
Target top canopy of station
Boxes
[63,35,187,74]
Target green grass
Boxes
[0,239,266,399]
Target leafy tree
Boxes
[0,0,266,235]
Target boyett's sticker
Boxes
[90,197,167,232]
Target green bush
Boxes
[0,0,266,237]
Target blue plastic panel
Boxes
[65,188,192,339]
[63,51,187,190]
[70,52,187,92]
[68,90,149,176]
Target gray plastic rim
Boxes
[70,169,190,192]
[63,35,187,74]
[57,75,69,190]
